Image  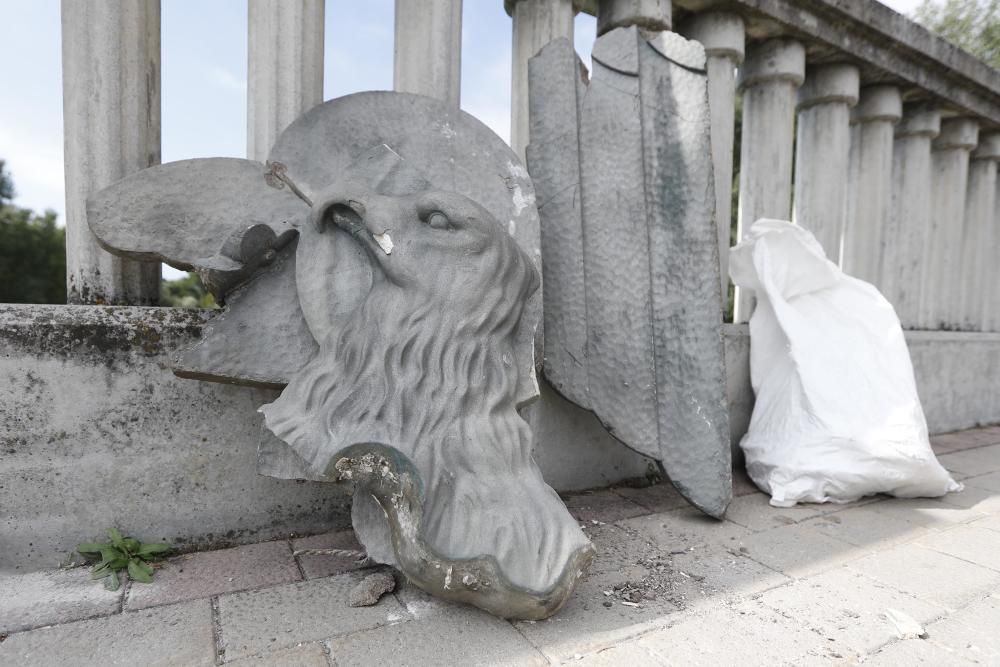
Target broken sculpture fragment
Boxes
[527,27,732,518]
[87,92,593,619]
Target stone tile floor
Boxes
[3,425,1000,666]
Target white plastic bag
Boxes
[729,219,961,507]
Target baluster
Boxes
[61,0,161,305]
[734,38,805,322]
[793,64,859,263]
[681,12,746,308]
[509,0,575,158]
[247,0,325,162]
[886,106,940,328]
[844,85,901,286]
[961,133,1000,331]
[394,0,463,107]
[925,118,978,329]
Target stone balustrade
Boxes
[563,0,1000,331]
[59,0,1000,333]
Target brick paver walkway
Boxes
[3,426,1000,666]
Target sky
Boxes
[0,0,923,228]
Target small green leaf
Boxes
[107,528,125,549]
[128,559,153,583]
[122,538,141,554]
[91,563,112,579]
[77,542,105,555]
[136,543,171,558]
[104,570,120,591]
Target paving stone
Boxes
[328,586,546,666]
[127,539,300,610]
[849,543,1000,610]
[563,489,649,524]
[224,642,329,666]
[757,566,944,655]
[936,485,1000,513]
[971,515,1000,533]
[514,524,681,661]
[292,530,369,579]
[217,570,408,661]
[636,598,829,666]
[868,497,987,531]
[936,445,1000,477]
[722,492,834,532]
[964,470,1000,493]
[619,508,751,555]
[923,592,1000,663]
[931,432,977,454]
[803,504,931,550]
[917,524,1000,572]
[864,637,974,665]
[0,599,215,666]
[736,523,863,578]
[614,482,689,514]
[0,566,122,633]
[577,642,668,665]
[931,428,1000,454]
[667,547,790,600]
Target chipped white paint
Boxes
[508,220,517,236]
[373,232,394,255]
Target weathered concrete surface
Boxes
[0,304,351,575]
[2,307,997,573]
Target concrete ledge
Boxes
[2,306,998,573]
[0,305,351,575]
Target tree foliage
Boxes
[915,0,1000,69]
[160,272,217,309]
[0,160,67,304]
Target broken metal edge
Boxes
[328,442,595,620]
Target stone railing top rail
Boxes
[566,0,1000,127]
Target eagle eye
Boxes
[425,211,451,230]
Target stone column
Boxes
[680,12,745,307]
[960,134,1000,331]
[508,0,575,158]
[596,0,670,35]
[394,0,462,107]
[884,106,940,328]
[989,178,1000,332]
[924,118,978,330]
[793,64,859,263]
[734,38,805,322]
[61,0,161,305]
[247,0,325,162]
[844,85,902,286]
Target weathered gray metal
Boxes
[528,27,731,518]
[87,158,304,301]
[86,91,592,620]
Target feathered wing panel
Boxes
[528,28,732,518]
[87,157,307,300]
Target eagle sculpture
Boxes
[87,92,593,620]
